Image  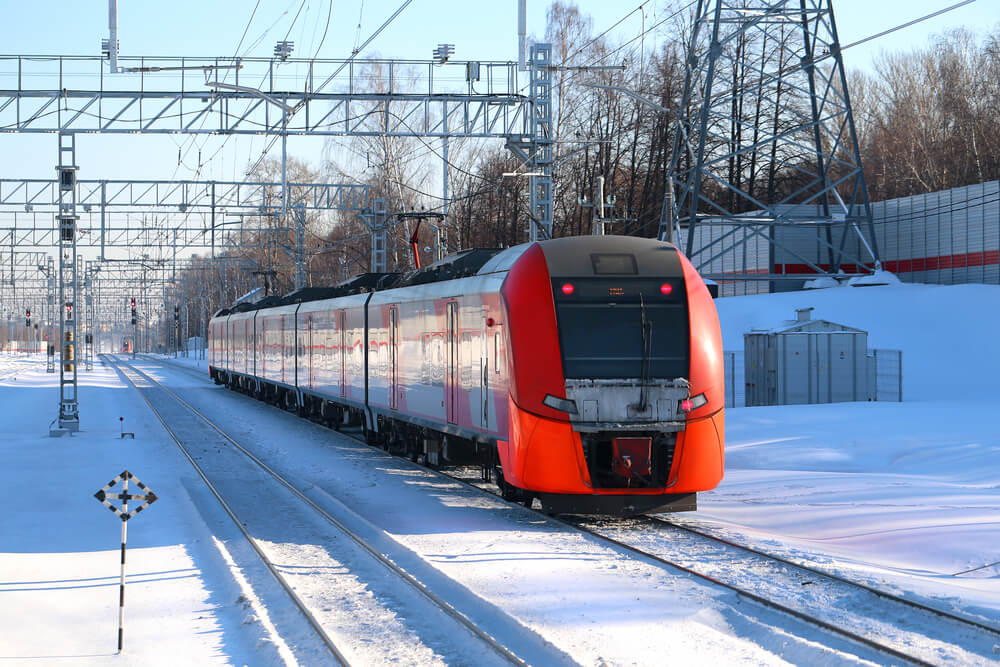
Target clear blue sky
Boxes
[0,0,995,183]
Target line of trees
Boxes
[852,27,1000,200]
[166,3,1000,333]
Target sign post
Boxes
[93,470,158,652]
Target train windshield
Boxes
[552,279,689,380]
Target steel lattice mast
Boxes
[662,0,881,288]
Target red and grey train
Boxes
[208,235,724,515]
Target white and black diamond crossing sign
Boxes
[94,470,158,521]
[93,470,159,652]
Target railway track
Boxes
[0,355,42,380]
[105,354,527,667]
[655,515,1000,636]
[142,355,1000,665]
[565,515,1000,667]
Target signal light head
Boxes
[561,283,575,295]
[660,283,673,296]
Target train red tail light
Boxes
[660,283,673,295]
[561,283,575,295]
[680,393,708,413]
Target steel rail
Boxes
[559,518,936,667]
[651,516,1000,637]
[102,354,350,665]
[142,355,951,665]
[117,355,527,667]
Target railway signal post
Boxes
[51,133,80,436]
[130,298,137,359]
[93,470,158,652]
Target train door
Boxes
[462,327,480,429]
[338,310,346,397]
[283,315,291,385]
[277,316,284,382]
[481,317,489,429]
[446,302,458,424]
[259,318,266,379]
[246,319,252,373]
[306,313,314,390]
[389,306,399,410]
[240,320,246,372]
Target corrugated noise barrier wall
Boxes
[680,180,1000,296]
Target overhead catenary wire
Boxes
[169,0,272,183]
[243,0,416,181]
[312,1,335,61]
[59,0,986,268]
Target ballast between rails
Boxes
[208,236,726,516]
[652,516,1000,638]
[107,354,528,667]
[557,518,939,667]
[144,354,990,664]
[101,354,350,666]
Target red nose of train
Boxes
[497,236,724,515]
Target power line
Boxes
[584,0,697,68]
[280,0,308,44]
[233,0,263,59]
[566,0,655,62]
[244,0,416,179]
[840,0,980,52]
[169,0,268,183]
[313,1,335,60]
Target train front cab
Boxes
[498,237,724,516]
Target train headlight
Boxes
[543,394,578,414]
[680,393,707,413]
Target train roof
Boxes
[213,249,503,314]
[396,248,501,287]
[212,237,681,317]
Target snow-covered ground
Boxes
[0,280,997,665]
[707,282,1000,627]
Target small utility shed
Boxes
[744,308,868,406]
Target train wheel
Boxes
[496,468,519,501]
